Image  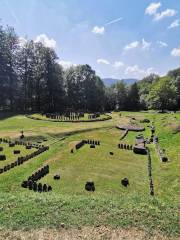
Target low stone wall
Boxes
[0,138,49,175]
[21,165,52,193]
[147,148,154,196]
[154,141,168,162]
[71,139,101,153]
[118,143,133,150]
[120,129,129,140]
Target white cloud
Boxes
[34,34,57,49]
[58,60,77,69]
[145,2,161,15]
[171,47,180,57]
[157,41,168,48]
[18,37,27,47]
[168,19,180,29]
[124,39,151,51]
[142,38,151,50]
[146,67,155,75]
[145,2,176,21]
[154,9,176,21]
[125,65,155,78]
[125,65,144,76]
[113,61,124,68]
[92,26,105,35]
[124,41,139,51]
[97,58,110,65]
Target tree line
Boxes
[109,71,179,112]
[0,24,179,113]
[0,25,106,112]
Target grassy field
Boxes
[0,112,179,239]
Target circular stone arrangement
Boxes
[26,113,112,123]
[116,124,145,132]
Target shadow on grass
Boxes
[50,126,115,139]
[7,126,114,143]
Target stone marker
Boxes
[14,150,20,154]
[121,178,129,187]
[90,145,95,148]
[54,174,60,180]
[0,155,6,160]
[85,181,95,192]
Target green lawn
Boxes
[0,112,179,238]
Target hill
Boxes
[102,78,138,86]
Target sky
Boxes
[0,0,180,80]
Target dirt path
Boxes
[0,227,176,240]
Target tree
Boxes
[65,64,105,112]
[168,68,180,109]
[168,67,180,79]
[65,66,82,110]
[114,81,127,110]
[17,40,65,112]
[127,82,140,110]
[174,76,180,109]
[137,74,159,109]
[17,40,36,111]
[5,27,19,110]
[0,25,7,109]
[41,46,58,111]
[51,63,66,112]
[104,86,116,111]
[0,25,18,110]
[85,75,105,112]
[148,77,177,111]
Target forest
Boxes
[0,24,180,113]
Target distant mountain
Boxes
[121,78,138,85]
[102,78,138,86]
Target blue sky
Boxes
[0,0,180,79]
